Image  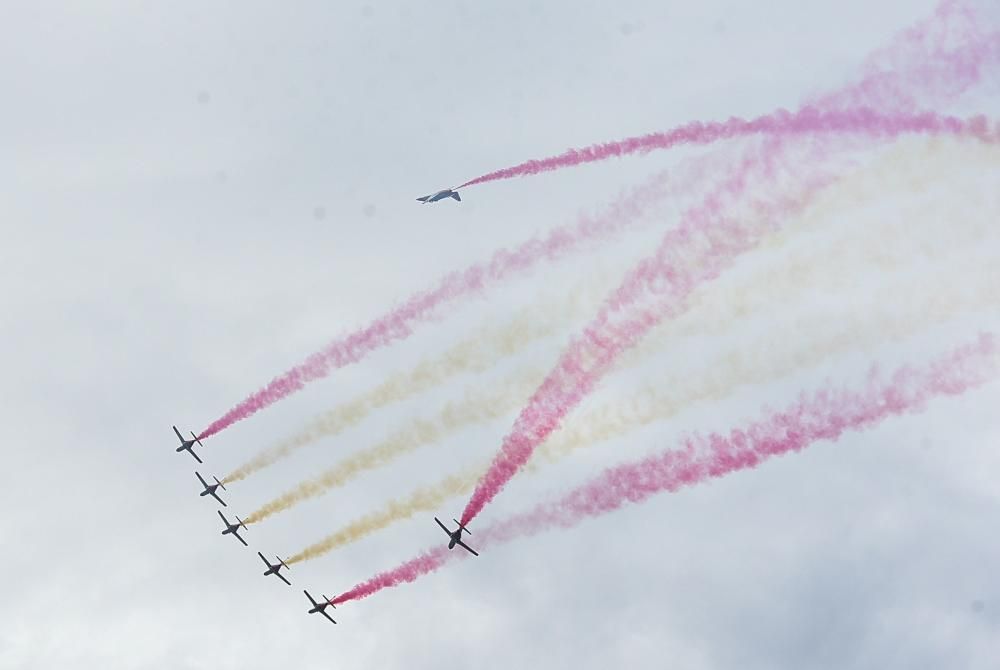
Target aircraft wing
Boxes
[217,510,228,525]
[210,491,227,507]
[190,449,203,464]
[173,426,184,441]
[196,472,208,488]
[455,539,479,557]
[234,532,248,547]
[434,517,450,534]
[321,609,337,624]
[258,552,269,566]
[277,572,291,586]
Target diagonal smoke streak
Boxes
[223,270,632,484]
[460,113,997,526]
[254,137,999,527]
[331,333,1000,604]
[288,257,999,563]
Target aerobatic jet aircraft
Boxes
[258,553,291,586]
[217,511,248,547]
[435,517,479,556]
[196,472,227,506]
[173,425,204,463]
[416,188,461,203]
[304,590,337,624]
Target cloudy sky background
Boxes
[1,1,998,668]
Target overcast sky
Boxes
[1,1,998,668]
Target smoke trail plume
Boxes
[200,0,997,442]
[224,272,628,484]
[199,174,675,439]
[457,107,978,189]
[242,375,543,524]
[459,112,996,526]
[255,135,999,527]
[290,257,999,562]
[332,333,1000,604]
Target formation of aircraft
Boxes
[173,426,204,463]
[259,552,292,586]
[196,472,227,506]
[174,427,483,626]
[435,517,479,556]
[304,590,337,624]
[416,188,461,203]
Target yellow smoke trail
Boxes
[287,257,1000,563]
[242,374,545,524]
[223,274,627,484]
[283,137,999,561]
[227,136,996,486]
[267,139,998,529]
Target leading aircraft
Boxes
[217,511,248,547]
[304,590,337,624]
[416,188,461,204]
[434,517,479,556]
[173,426,204,463]
[258,553,291,586]
[195,472,227,506]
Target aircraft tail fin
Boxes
[454,518,471,535]
[279,557,290,571]
[214,476,226,491]
[236,515,247,530]
[451,191,461,202]
[192,432,205,448]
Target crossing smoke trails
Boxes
[289,257,1000,562]
[199,0,996,441]
[200,112,970,443]
[247,135,998,527]
[458,112,997,527]
[199,175,674,439]
[456,0,1000,525]
[223,272,628,484]
[330,334,1000,604]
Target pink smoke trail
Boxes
[333,333,999,605]
[202,1,997,441]
[458,0,1000,524]
[458,111,996,526]
[457,1,998,190]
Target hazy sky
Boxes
[1,1,998,668]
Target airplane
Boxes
[304,590,337,624]
[217,511,248,547]
[434,517,479,556]
[258,552,291,586]
[173,425,204,463]
[416,188,461,204]
[195,472,227,506]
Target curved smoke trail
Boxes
[223,270,630,484]
[289,257,1000,563]
[332,333,1000,604]
[249,134,998,527]
[458,112,996,527]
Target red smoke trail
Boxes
[458,110,996,526]
[456,107,964,189]
[457,0,1000,523]
[457,1,998,190]
[332,333,999,605]
[202,1,997,441]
